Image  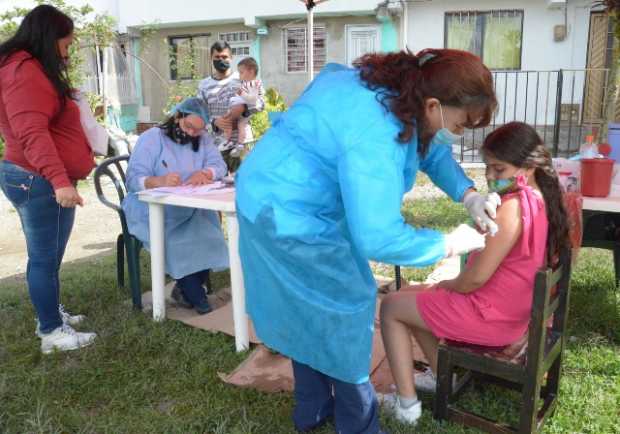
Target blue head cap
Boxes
[170,97,210,125]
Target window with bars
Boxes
[284,25,326,73]
[445,10,523,70]
[231,46,250,57]
[219,31,251,43]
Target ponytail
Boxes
[533,155,571,265]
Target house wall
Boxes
[405,0,593,126]
[116,0,380,32]
[138,24,254,121]
[136,13,392,119]
[259,15,382,105]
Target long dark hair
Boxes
[355,48,497,156]
[482,122,570,264]
[0,5,74,105]
[158,114,201,152]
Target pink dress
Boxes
[417,186,548,346]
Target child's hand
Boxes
[240,82,259,105]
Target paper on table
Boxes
[142,182,234,197]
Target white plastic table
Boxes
[138,189,249,352]
[581,194,620,286]
[582,195,620,212]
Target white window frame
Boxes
[345,24,381,66]
[218,31,253,69]
[444,9,524,71]
[283,24,327,74]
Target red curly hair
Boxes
[355,48,497,155]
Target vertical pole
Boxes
[308,7,314,82]
[102,46,108,123]
[553,70,564,157]
[401,0,408,49]
[227,213,250,352]
[148,202,166,321]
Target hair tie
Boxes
[418,52,437,67]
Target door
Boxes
[346,25,380,66]
[584,12,612,123]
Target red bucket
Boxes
[580,158,614,197]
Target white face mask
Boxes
[430,103,464,145]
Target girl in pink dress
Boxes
[379,122,571,425]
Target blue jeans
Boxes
[0,161,75,334]
[292,360,385,434]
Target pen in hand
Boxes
[159,160,181,187]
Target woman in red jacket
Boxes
[0,5,97,354]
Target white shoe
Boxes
[415,367,438,393]
[40,324,96,355]
[414,367,457,393]
[377,393,422,425]
[35,304,86,337]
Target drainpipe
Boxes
[308,5,314,82]
[302,0,328,83]
[401,0,408,50]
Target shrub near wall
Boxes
[249,87,287,140]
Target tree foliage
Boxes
[0,0,116,88]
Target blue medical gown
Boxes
[235,64,474,384]
[122,128,230,279]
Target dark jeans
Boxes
[0,161,74,333]
[292,360,385,434]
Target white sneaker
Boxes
[377,393,422,425]
[59,304,86,325]
[414,368,458,393]
[40,324,96,355]
[415,367,438,393]
[35,304,86,337]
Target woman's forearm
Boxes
[144,176,162,189]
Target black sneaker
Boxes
[194,300,212,315]
[171,285,193,309]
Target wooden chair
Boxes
[433,248,572,434]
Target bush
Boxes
[250,87,287,140]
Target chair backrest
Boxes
[525,247,572,374]
[93,155,130,216]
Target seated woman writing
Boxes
[123,97,229,314]
[379,122,571,425]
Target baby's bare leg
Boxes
[227,105,246,124]
[237,117,249,144]
[224,105,246,140]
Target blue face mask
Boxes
[487,172,527,194]
[430,103,464,145]
[487,177,517,194]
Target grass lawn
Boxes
[0,197,618,433]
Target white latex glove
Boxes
[444,224,486,257]
[463,191,501,236]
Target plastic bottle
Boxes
[579,135,598,159]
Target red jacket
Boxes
[0,51,94,189]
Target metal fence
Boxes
[455,68,611,163]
